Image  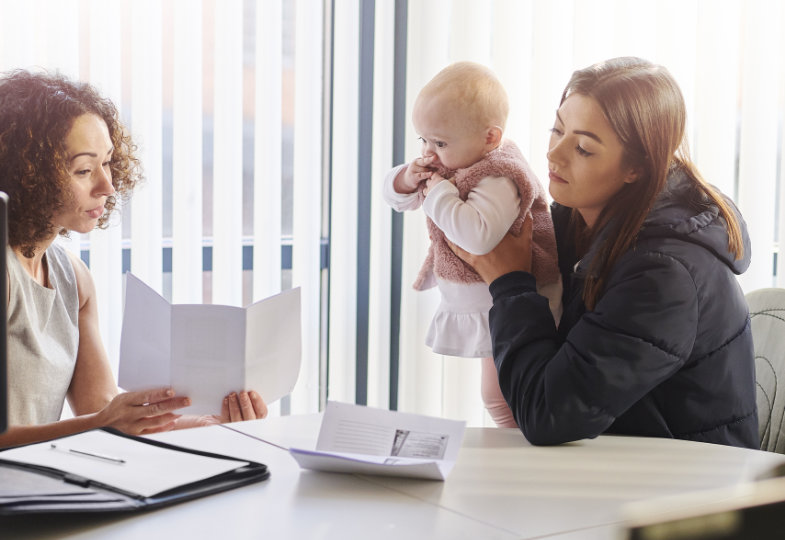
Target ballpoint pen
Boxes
[50,443,126,464]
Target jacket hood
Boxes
[557,168,752,278]
[638,168,751,275]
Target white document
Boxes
[0,430,249,498]
[119,273,301,415]
[289,401,466,481]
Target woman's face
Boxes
[547,93,637,228]
[53,113,115,234]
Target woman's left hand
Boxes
[220,390,268,423]
[176,390,268,428]
[450,214,534,284]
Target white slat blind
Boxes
[655,1,698,153]
[172,0,204,304]
[130,0,164,292]
[527,0,574,186]
[366,0,396,409]
[55,0,84,260]
[211,0,244,306]
[448,0,491,62]
[0,0,325,415]
[441,0,493,425]
[780,0,785,286]
[380,0,785,425]
[396,0,449,419]
[43,1,80,80]
[492,0,532,156]
[290,0,325,414]
[253,0,285,419]
[693,1,740,199]
[2,0,785,427]
[253,0,283,301]
[88,0,124,374]
[571,0,614,70]
[0,0,35,69]
[328,0,360,404]
[736,0,782,291]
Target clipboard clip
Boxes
[62,473,91,488]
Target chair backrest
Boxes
[746,288,785,453]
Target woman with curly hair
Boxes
[0,70,267,448]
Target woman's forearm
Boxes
[0,413,102,449]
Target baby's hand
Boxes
[423,171,451,197]
[394,155,435,194]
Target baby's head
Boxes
[413,61,508,171]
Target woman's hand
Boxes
[450,214,534,284]
[95,387,191,435]
[220,391,268,423]
[178,391,268,428]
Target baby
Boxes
[383,61,562,427]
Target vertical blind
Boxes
[1,0,784,425]
[388,0,785,423]
[0,0,322,417]
[360,0,785,424]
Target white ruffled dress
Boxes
[383,164,526,358]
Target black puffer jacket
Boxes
[489,169,759,448]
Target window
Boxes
[2,0,784,425]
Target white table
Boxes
[4,413,784,540]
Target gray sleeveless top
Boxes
[7,243,80,425]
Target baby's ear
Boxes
[485,126,503,149]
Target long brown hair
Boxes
[562,57,744,310]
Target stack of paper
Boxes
[289,402,466,481]
[0,430,249,498]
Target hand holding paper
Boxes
[95,386,190,435]
[174,390,268,428]
[119,273,301,415]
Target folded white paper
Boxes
[289,401,466,481]
[118,273,301,415]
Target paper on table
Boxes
[0,431,249,498]
[118,273,301,415]
[289,401,466,480]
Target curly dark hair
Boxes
[0,70,141,257]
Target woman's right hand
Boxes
[95,387,191,435]
[450,214,534,284]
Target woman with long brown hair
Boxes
[453,57,758,448]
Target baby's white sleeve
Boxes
[382,163,422,211]
[423,176,521,254]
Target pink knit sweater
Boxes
[413,140,560,290]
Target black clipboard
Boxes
[0,191,8,435]
[0,428,269,515]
